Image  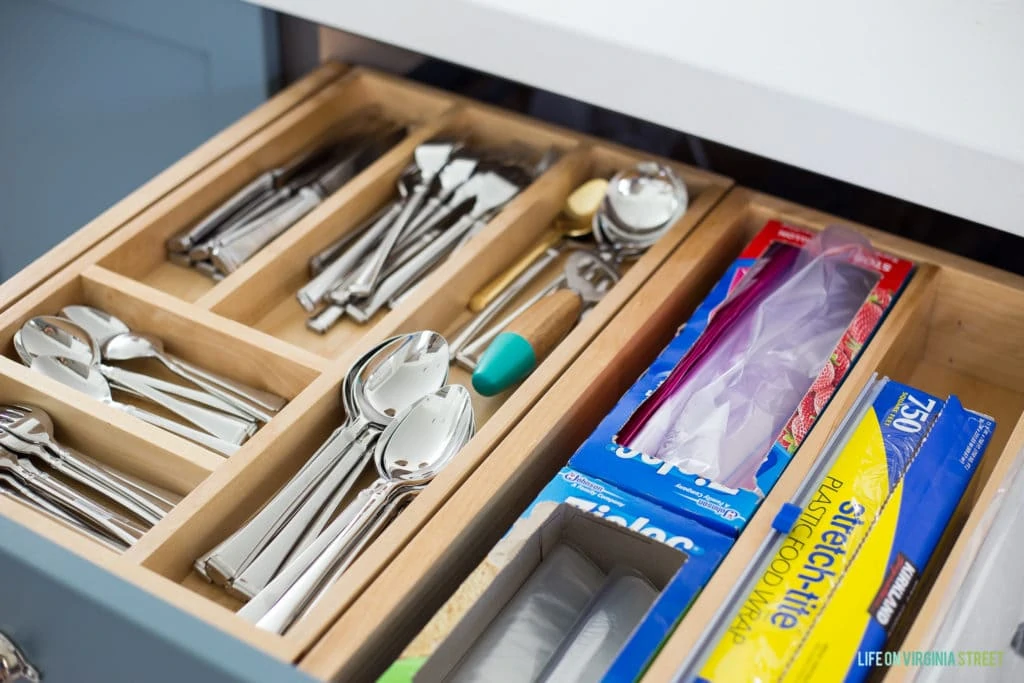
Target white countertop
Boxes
[253,0,1024,237]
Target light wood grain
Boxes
[504,288,583,364]
[82,266,324,396]
[0,62,347,316]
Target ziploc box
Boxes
[570,221,914,536]
[695,380,995,683]
[788,396,995,683]
[381,468,732,683]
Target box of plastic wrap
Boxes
[696,380,995,683]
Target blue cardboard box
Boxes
[569,221,915,536]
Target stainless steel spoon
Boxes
[63,305,286,416]
[103,332,275,424]
[201,331,450,588]
[248,383,474,633]
[29,355,238,456]
[21,317,254,445]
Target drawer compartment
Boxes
[96,69,456,304]
[298,188,1024,681]
[204,103,582,358]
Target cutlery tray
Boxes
[0,65,730,672]
[300,188,1024,682]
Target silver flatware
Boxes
[0,404,179,511]
[0,424,162,526]
[0,449,144,547]
[249,383,474,633]
[347,141,458,298]
[199,331,449,588]
[29,355,238,457]
[21,317,254,446]
[210,127,406,274]
[62,305,285,417]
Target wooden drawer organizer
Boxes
[0,62,348,317]
[0,65,730,670]
[301,188,1024,681]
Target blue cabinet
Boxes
[0,0,279,280]
[0,517,316,683]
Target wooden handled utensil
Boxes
[472,250,618,396]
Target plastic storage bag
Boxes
[620,227,879,491]
[537,568,659,683]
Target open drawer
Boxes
[299,187,1024,681]
[0,66,730,679]
[0,62,348,318]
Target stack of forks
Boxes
[0,404,180,551]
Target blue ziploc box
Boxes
[527,469,734,682]
[569,221,915,536]
[570,259,758,537]
[789,396,996,683]
[388,468,733,683]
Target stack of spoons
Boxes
[196,330,476,634]
[12,306,286,456]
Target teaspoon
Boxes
[29,355,238,456]
[63,305,285,416]
[20,317,254,446]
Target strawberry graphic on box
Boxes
[570,219,915,537]
[760,223,914,456]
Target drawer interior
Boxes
[297,189,1024,681]
[96,70,456,304]
[0,65,730,668]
